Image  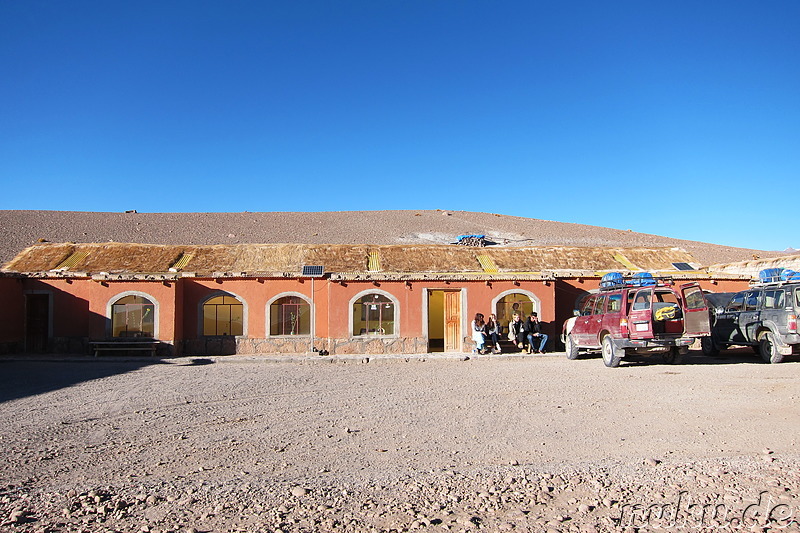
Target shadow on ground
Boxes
[0,358,168,404]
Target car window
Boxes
[580,296,597,316]
[764,290,785,310]
[632,290,651,311]
[727,293,745,312]
[683,286,706,310]
[607,294,622,312]
[594,294,607,315]
[744,290,761,311]
[655,291,678,305]
[795,288,800,310]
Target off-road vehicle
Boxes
[703,268,800,363]
[562,272,711,367]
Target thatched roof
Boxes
[1,242,722,280]
[707,253,800,279]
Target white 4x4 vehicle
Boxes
[562,272,711,367]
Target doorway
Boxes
[428,290,461,352]
[25,293,51,353]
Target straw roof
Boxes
[707,253,800,279]
[2,242,713,280]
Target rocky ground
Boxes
[1,350,799,532]
[0,210,782,267]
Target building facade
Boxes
[0,242,751,356]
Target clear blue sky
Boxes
[2,1,798,251]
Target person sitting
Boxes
[525,312,549,354]
[508,313,526,352]
[471,312,488,354]
[485,314,502,354]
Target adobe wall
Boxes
[1,275,748,357]
[180,278,557,356]
[17,279,179,356]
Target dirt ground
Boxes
[1,349,799,532]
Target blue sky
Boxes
[2,1,798,251]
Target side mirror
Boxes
[573,309,580,317]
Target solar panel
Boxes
[672,262,696,271]
[302,265,325,277]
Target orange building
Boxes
[0,242,749,356]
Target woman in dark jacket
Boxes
[508,313,526,352]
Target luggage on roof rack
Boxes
[600,272,624,289]
[781,269,800,281]
[631,272,656,287]
[755,267,800,285]
[758,268,787,284]
[599,271,670,291]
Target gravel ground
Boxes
[1,349,799,532]
[0,210,782,267]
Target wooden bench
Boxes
[90,340,158,357]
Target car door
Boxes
[740,290,762,343]
[570,294,597,346]
[627,288,654,339]
[589,294,607,346]
[761,288,785,336]
[600,292,624,338]
[680,283,711,336]
[716,292,745,344]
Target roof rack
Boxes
[752,268,800,286]
[599,271,673,291]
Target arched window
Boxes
[353,293,395,336]
[112,295,155,338]
[496,293,535,324]
[203,295,244,336]
[270,296,310,336]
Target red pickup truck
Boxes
[562,273,711,367]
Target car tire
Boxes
[662,347,683,364]
[565,334,579,360]
[700,336,719,356]
[601,335,621,368]
[759,331,784,364]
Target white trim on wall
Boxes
[198,290,249,338]
[348,289,400,338]
[265,291,313,337]
[106,290,160,339]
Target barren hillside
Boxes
[0,210,782,267]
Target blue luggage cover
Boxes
[600,272,624,288]
[759,268,785,283]
[631,272,656,287]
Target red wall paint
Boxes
[20,279,178,341]
[3,274,749,352]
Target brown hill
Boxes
[0,209,782,268]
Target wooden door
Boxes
[443,291,461,352]
[25,294,50,353]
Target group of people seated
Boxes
[471,312,549,355]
